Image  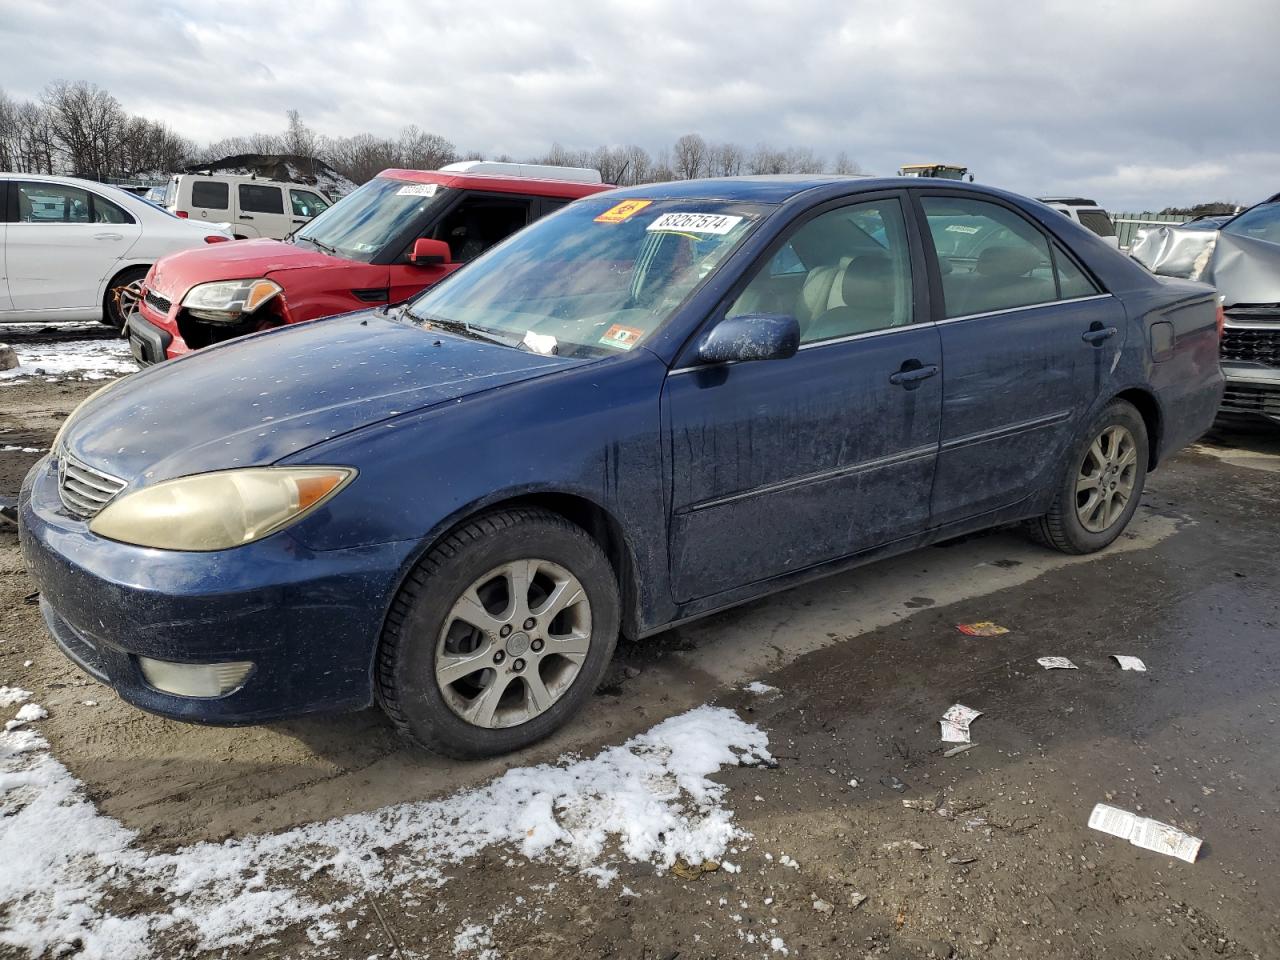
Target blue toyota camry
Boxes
[20,176,1223,757]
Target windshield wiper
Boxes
[403,309,511,347]
[302,235,338,256]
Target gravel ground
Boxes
[1,343,1277,960]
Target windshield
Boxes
[293,176,447,262]
[402,197,765,359]
[1222,202,1280,245]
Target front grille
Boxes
[1220,383,1280,420]
[1221,326,1280,366]
[143,289,172,315]
[58,451,127,519]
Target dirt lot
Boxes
[2,334,1278,959]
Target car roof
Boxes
[377,168,612,200]
[599,175,1042,206]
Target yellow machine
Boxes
[898,163,970,181]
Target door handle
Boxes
[1081,325,1118,344]
[93,232,122,241]
[292,219,306,224]
[239,215,254,220]
[889,360,939,389]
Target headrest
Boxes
[976,244,1042,279]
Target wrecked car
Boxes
[21,176,1223,758]
[1131,194,1280,425]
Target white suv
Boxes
[164,174,333,240]
[1039,197,1120,249]
[1,173,233,327]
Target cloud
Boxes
[1,0,1276,210]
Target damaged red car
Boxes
[126,162,610,364]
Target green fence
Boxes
[1111,212,1188,249]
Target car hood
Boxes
[148,238,357,300]
[1208,232,1280,307]
[65,312,583,485]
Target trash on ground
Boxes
[812,898,834,914]
[1037,656,1078,670]
[880,775,908,792]
[850,892,868,910]
[1088,802,1201,863]
[956,621,1009,637]
[942,743,975,758]
[902,797,937,812]
[940,704,982,743]
[1111,655,1147,671]
[672,857,721,880]
[947,856,979,865]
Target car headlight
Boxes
[181,278,282,323]
[89,467,354,551]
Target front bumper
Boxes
[18,456,418,724]
[1219,362,1280,424]
[127,310,172,366]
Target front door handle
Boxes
[292,218,306,224]
[889,359,940,389]
[1082,325,1118,345]
[93,232,122,241]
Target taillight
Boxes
[175,210,189,219]
[1215,304,1225,340]
[204,235,230,244]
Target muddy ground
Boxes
[2,339,1278,959]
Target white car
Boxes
[1038,197,1120,249]
[1,173,234,327]
[162,173,332,240]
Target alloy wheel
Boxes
[435,559,592,728]
[1075,424,1138,533]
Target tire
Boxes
[1030,399,1149,554]
[376,508,620,758]
[102,266,148,333]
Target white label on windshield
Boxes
[647,212,744,235]
[397,183,439,197]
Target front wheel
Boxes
[376,508,620,758]
[103,266,148,334]
[1031,400,1149,554]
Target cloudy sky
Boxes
[2,0,1276,209]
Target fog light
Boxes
[138,657,254,698]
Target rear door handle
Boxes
[1082,326,1118,344]
[239,215,253,220]
[93,232,122,241]
[292,218,306,224]
[889,360,939,389]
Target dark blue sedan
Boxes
[19,177,1224,757]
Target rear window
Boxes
[191,181,229,210]
[239,183,284,215]
[1076,210,1116,238]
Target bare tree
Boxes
[396,125,455,170]
[42,80,125,178]
[672,133,709,180]
[709,141,745,177]
[283,109,318,159]
[829,150,863,175]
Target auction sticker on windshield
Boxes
[600,323,644,350]
[397,183,439,197]
[648,212,744,235]
[595,199,652,223]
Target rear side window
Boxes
[239,183,285,215]
[191,180,229,210]
[289,189,329,218]
[1077,210,1116,238]
[89,193,132,224]
[922,197,1103,318]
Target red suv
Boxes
[128,162,611,364]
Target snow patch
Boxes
[743,681,779,695]
[0,687,33,707]
[0,338,137,383]
[0,705,769,958]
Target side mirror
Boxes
[697,314,800,364]
[410,238,452,266]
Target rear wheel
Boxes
[1031,400,1149,554]
[102,266,148,334]
[376,508,620,758]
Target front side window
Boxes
[15,182,92,223]
[239,183,284,215]
[290,189,329,218]
[728,198,914,344]
[431,195,533,262]
[294,176,450,262]
[1222,202,1280,245]
[191,180,229,210]
[923,197,1059,318]
[402,198,764,358]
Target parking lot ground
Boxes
[2,354,1278,959]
